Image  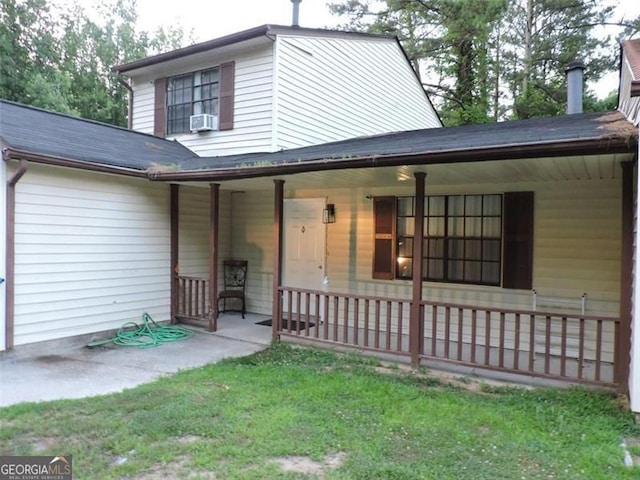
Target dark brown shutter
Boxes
[502,191,534,289]
[154,77,167,137]
[219,61,235,131]
[373,196,396,279]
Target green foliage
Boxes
[0,0,188,126]
[1,344,639,479]
[585,89,618,113]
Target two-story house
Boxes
[2,25,640,414]
[113,24,442,156]
[1,24,441,351]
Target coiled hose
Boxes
[86,313,194,349]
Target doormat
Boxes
[256,318,315,330]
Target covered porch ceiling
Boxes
[183,152,635,192]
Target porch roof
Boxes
[153,111,638,182]
[0,99,197,176]
[1,100,636,182]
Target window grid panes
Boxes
[167,68,219,135]
[396,194,502,286]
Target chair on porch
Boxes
[217,260,248,318]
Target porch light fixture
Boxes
[323,204,336,224]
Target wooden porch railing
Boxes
[420,301,619,386]
[176,275,209,322]
[277,287,410,355]
[277,287,620,387]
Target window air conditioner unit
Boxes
[189,113,217,132]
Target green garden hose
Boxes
[86,313,194,349]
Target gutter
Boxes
[4,158,28,350]
[148,136,638,183]
[2,147,147,178]
[113,25,271,74]
[112,24,393,75]
[116,76,134,129]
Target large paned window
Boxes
[167,68,220,134]
[396,194,502,285]
[372,191,533,289]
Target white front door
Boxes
[283,198,326,289]
[283,198,326,319]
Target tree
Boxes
[502,0,616,119]
[330,0,507,125]
[330,0,638,124]
[0,0,187,126]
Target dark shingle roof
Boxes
[1,100,635,182]
[0,100,196,169]
[171,111,636,176]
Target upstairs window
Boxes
[167,68,219,135]
[154,61,235,137]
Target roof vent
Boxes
[291,0,302,27]
[565,60,585,115]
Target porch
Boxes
[162,116,635,392]
[175,274,619,387]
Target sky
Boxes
[135,0,344,39]
[135,0,637,41]
[133,0,637,97]
[61,0,639,97]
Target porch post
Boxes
[208,183,220,332]
[170,184,179,324]
[410,172,426,365]
[272,179,285,341]
[617,161,634,391]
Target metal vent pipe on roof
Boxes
[566,59,586,115]
[291,0,302,27]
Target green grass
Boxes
[1,343,639,479]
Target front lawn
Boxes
[1,344,638,479]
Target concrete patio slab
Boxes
[0,314,273,407]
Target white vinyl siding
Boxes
[179,186,210,279]
[620,51,640,126]
[230,189,274,315]
[12,165,171,345]
[632,159,640,411]
[130,46,274,156]
[130,80,155,133]
[178,186,231,295]
[223,178,619,365]
[274,35,440,150]
[0,161,7,350]
[177,186,274,315]
[310,180,621,318]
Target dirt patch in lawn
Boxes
[623,437,640,467]
[132,454,218,480]
[269,452,346,478]
[31,437,58,452]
